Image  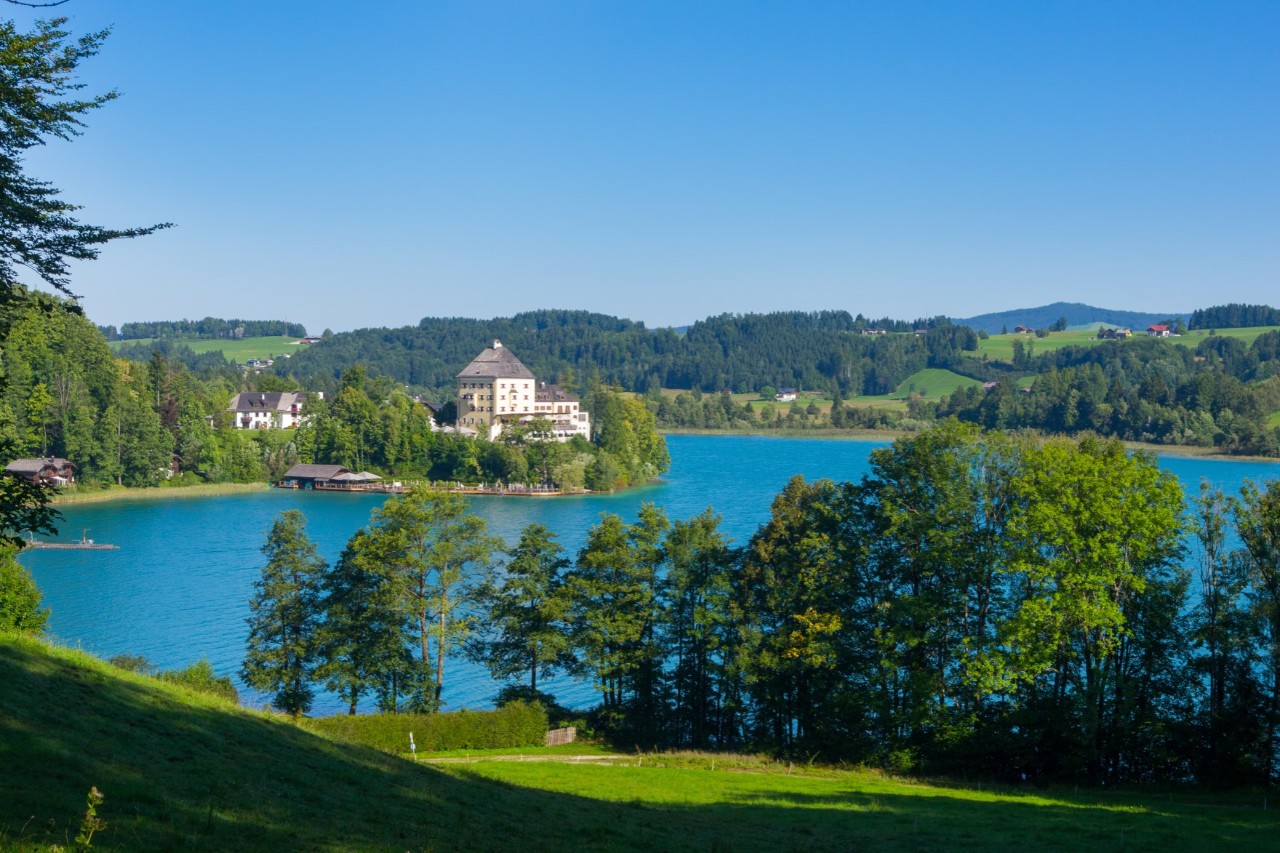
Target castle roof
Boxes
[457,339,535,381]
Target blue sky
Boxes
[11,1,1278,333]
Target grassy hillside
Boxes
[4,635,1280,851]
[956,303,1186,335]
[972,326,1280,364]
[108,335,303,362]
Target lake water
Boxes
[20,434,1280,714]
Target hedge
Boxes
[303,701,548,753]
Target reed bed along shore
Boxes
[52,482,270,505]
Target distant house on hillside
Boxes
[228,391,320,429]
[1014,325,1034,334]
[775,388,798,403]
[1098,327,1133,340]
[1147,324,1171,337]
[5,457,74,486]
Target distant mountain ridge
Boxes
[955,302,1188,335]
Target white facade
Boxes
[457,340,589,442]
[228,391,318,429]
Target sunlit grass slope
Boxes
[973,326,1280,364]
[107,335,301,362]
[4,634,1279,851]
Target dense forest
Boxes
[104,305,1280,455]
[235,422,1280,787]
[102,318,308,341]
[258,309,962,399]
[1,290,666,492]
[1190,304,1280,330]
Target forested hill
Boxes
[274,309,965,398]
[956,302,1187,334]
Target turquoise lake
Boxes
[20,434,1280,715]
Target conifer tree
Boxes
[469,522,575,694]
[242,510,326,716]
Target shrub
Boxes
[305,701,547,753]
[157,658,240,703]
[0,547,49,635]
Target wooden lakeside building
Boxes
[278,464,400,492]
[276,464,568,497]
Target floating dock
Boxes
[24,530,119,551]
[26,541,119,551]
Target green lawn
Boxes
[1268,410,1280,430]
[108,335,304,362]
[6,634,1279,851]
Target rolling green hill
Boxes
[956,302,1187,335]
[6,634,1279,851]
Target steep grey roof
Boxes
[457,341,535,381]
[5,457,72,474]
[535,383,578,403]
[228,392,307,413]
[283,464,349,480]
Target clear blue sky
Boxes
[11,1,1279,333]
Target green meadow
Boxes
[972,326,1280,364]
[108,335,304,362]
[5,634,1278,852]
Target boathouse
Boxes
[279,463,350,489]
[5,457,75,486]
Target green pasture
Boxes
[972,329,1105,362]
[4,634,1279,851]
[1178,326,1279,348]
[108,335,304,362]
[972,326,1280,364]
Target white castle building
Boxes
[457,340,590,442]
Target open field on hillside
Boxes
[6,635,1280,851]
[660,368,982,412]
[108,335,303,362]
[973,326,1280,364]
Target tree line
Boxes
[103,318,308,341]
[264,310,963,401]
[242,422,1280,786]
[1190,304,1280,331]
[938,334,1280,455]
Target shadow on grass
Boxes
[2,636,1278,852]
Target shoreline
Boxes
[661,427,1280,464]
[52,482,271,506]
[45,430,1280,509]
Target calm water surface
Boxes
[21,435,1280,714]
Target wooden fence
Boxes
[544,727,577,747]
